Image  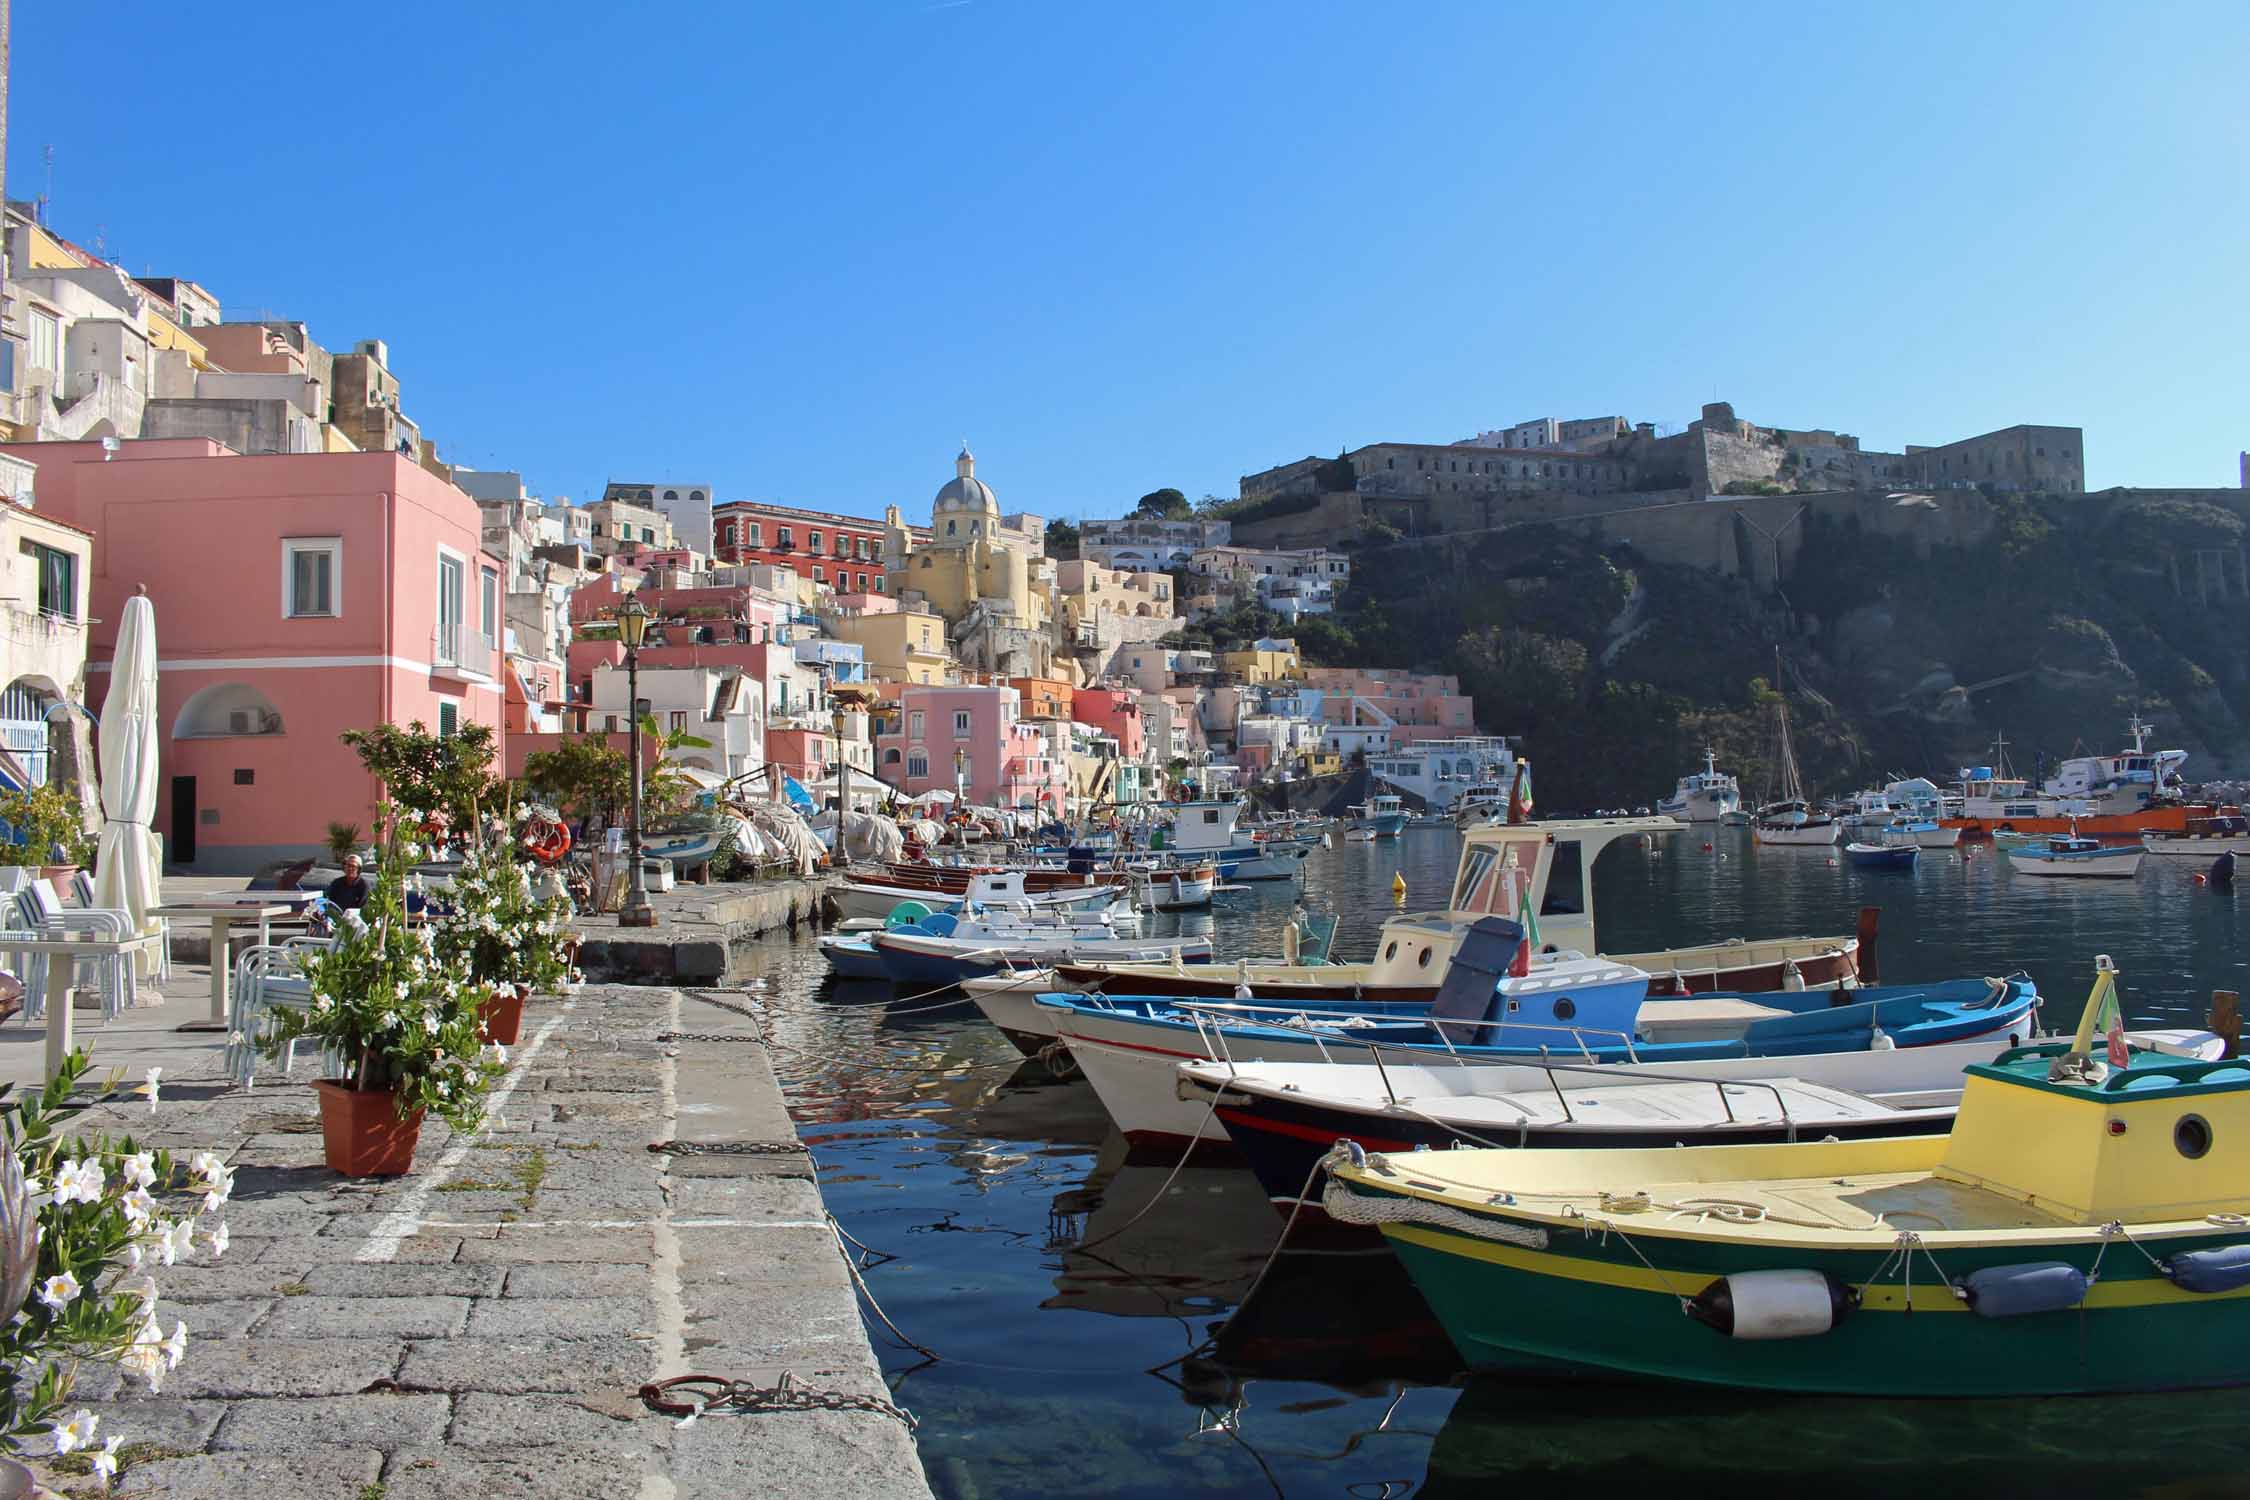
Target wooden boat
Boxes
[1327,960,2250,1396]
[1182,1038,2008,1221]
[828,871,1123,923]
[1353,795,1408,838]
[1046,917,2036,1146]
[2144,813,2250,857]
[868,916,1211,986]
[1752,674,1838,847]
[858,859,1132,896]
[2007,828,2146,879]
[1944,720,2212,839]
[1037,815,1865,1012]
[1845,842,1919,871]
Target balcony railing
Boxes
[433,623,497,681]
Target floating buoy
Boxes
[1825,856,1837,867]
[2194,873,2209,886]
[1392,872,1407,903]
[1702,841,1714,853]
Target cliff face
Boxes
[1310,489,2250,809]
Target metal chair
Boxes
[226,937,339,1088]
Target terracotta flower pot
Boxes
[479,983,527,1046]
[313,1079,425,1177]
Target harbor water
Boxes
[741,828,2250,1499]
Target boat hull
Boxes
[2008,849,2145,879]
[1753,821,1839,846]
[2146,835,2250,857]
[1947,805,2206,839]
[1203,1046,1997,1224]
[817,935,893,980]
[1844,844,1918,870]
[1364,1202,2250,1395]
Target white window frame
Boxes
[954,710,972,735]
[748,523,763,546]
[479,565,500,644]
[436,546,467,661]
[909,710,925,738]
[282,537,342,619]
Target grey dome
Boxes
[935,445,997,513]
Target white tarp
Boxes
[92,593,161,983]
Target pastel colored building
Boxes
[11,438,506,872]
[872,684,1067,811]
[1069,685,1146,764]
[823,605,950,686]
[0,452,96,798]
[1301,666,1476,741]
[712,500,891,596]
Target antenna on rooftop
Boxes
[37,145,54,224]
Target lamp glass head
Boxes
[618,592,651,648]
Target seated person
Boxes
[323,855,371,913]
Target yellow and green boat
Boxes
[1328,959,2250,1395]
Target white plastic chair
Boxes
[13,885,133,1022]
[227,938,339,1088]
[70,870,169,984]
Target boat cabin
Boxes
[1166,799,1246,855]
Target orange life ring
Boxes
[520,817,573,865]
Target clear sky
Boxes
[11,2,2245,521]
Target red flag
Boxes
[2107,1017,2130,1069]
[1506,762,1534,825]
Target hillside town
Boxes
[0,203,1528,872]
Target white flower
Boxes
[162,1320,188,1371]
[89,1434,121,1483]
[136,1066,162,1111]
[189,1151,226,1180]
[118,1275,158,1311]
[207,1221,230,1258]
[121,1187,156,1228]
[120,1343,164,1392]
[422,1011,439,1036]
[312,994,332,1015]
[49,1408,96,1454]
[35,1272,80,1312]
[150,1225,178,1268]
[123,1242,144,1272]
[53,1158,103,1205]
[393,982,410,1002]
[481,1043,508,1066]
[121,1152,157,1190]
[167,1219,197,1263]
[21,1173,47,1211]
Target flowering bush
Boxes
[260,810,503,1131]
[433,809,579,993]
[0,1053,232,1485]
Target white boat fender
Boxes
[1869,1023,1895,1052]
[1954,1261,2089,1317]
[2164,1244,2250,1294]
[1687,1270,1858,1340]
[1783,959,1806,992]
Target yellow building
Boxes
[1221,639,1303,684]
[825,606,952,686]
[884,446,1054,678]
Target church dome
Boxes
[934,444,999,513]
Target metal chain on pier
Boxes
[639,1371,918,1430]
[654,1031,766,1044]
[645,1139,808,1158]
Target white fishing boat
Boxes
[2005,826,2145,879]
[1751,658,1839,846]
[1658,749,1742,824]
[829,870,1126,923]
[1352,794,1408,838]
[2143,813,2250,857]
[1141,864,1218,911]
[1452,781,1510,827]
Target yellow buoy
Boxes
[1392,871,1408,902]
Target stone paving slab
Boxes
[23,984,932,1500]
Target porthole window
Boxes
[1553,997,1577,1020]
[1417,948,1433,969]
[1383,942,1398,961]
[2177,1114,2213,1160]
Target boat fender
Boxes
[1687,1271,1857,1340]
[2164,1244,2250,1294]
[1955,1261,2088,1317]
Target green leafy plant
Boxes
[0,784,93,869]
[324,822,363,865]
[260,810,504,1130]
[340,722,499,835]
[432,821,579,993]
[0,1052,235,1475]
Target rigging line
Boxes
[1070,1092,1225,1255]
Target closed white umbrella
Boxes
[93,592,161,985]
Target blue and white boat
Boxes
[1658,748,1742,824]
[1041,918,2039,1144]
[1845,840,1919,871]
[2006,828,2146,879]
[1163,798,1313,881]
[868,909,1212,986]
[1352,794,1408,839]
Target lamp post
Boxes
[617,592,657,928]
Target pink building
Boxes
[11,439,506,872]
[873,684,1067,811]
[1070,685,1146,762]
[1303,666,1475,740]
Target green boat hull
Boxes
[1373,1206,2250,1396]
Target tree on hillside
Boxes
[1135,488,1191,520]
[1044,518,1080,561]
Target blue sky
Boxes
[12,2,2245,521]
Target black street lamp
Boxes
[617,592,657,928]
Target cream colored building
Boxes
[824,605,952,686]
[884,446,1055,679]
[0,453,96,802]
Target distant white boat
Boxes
[1659,748,1741,823]
[2006,829,2146,879]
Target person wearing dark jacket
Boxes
[323,854,371,911]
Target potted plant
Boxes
[323,821,362,868]
[433,810,577,1047]
[261,811,504,1177]
[0,785,95,886]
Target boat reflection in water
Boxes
[1046,1137,1292,1321]
[1421,1377,2250,1499]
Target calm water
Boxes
[731,828,2250,1499]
